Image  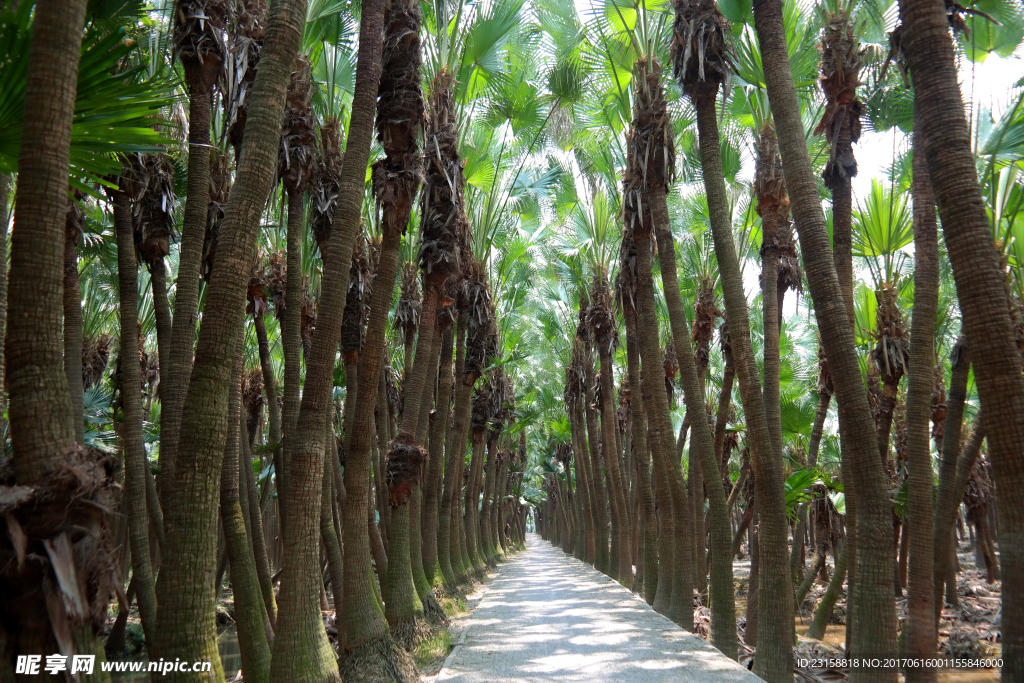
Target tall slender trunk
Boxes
[150,259,172,405]
[159,83,212,513]
[114,192,159,645]
[904,120,939,681]
[254,313,283,514]
[154,1,309,679]
[242,409,278,628]
[900,3,1024,677]
[622,296,659,605]
[631,215,693,630]
[0,173,9,444]
[222,350,272,683]
[596,344,631,586]
[692,91,783,669]
[64,224,84,443]
[423,322,454,584]
[465,432,487,573]
[753,0,898,676]
[933,339,969,612]
[282,187,304,485]
[438,316,468,586]
[582,342,610,575]
[4,1,115,674]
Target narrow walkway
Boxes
[436,534,758,682]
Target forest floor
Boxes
[427,534,757,682]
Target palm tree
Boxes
[751,0,898,678]
[155,0,313,676]
[3,0,115,671]
[161,0,229,509]
[903,110,939,681]
[896,2,1024,677]
[673,0,786,669]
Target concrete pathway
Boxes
[436,535,759,683]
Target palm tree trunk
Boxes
[154,1,310,677]
[242,410,278,628]
[159,84,211,514]
[222,350,272,683]
[582,345,611,574]
[623,298,659,605]
[792,389,831,578]
[465,433,487,573]
[632,217,693,630]
[597,346,631,587]
[692,94,784,669]
[438,316,468,586]
[806,540,848,640]
[752,0,899,675]
[904,120,940,681]
[254,313,282,511]
[64,229,84,443]
[900,0,1024,675]
[5,1,116,672]
[150,259,172,402]
[0,173,9,444]
[282,187,304,486]
[423,322,454,584]
[114,191,159,645]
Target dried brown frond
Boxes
[311,117,343,257]
[82,334,112,389]
[300,279,316,358]
[869,282,910,384]
[130,153,177,265]
[931,360,947,442]
[671,0,734,98]
[246,250,269,316]
[65,194,85,249]
[343,231,373,353]
[471,376,493,437]
[625,58,675,208]
[664,336,679,401]
[173,0,229,89]
[278,55,316,194]
[587,270,618,357]
[419,69,468,279]
[203,147,233,281]
[385,435,429,508]
[266,249,287,319]
[617,382,631,432]
[692,276,721,371]
[616,229,639,313]
[242,366,264,435]
[396,261,422,347]
[462,260,495,385]
[222,0,267,152]
[816,11,864,188]
[816,344,833,397]
[377,0,425,157]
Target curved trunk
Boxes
[806,540,848,640]
[254,313,283,513]
[159,84,212,513]
[570,398,597,565]
[114,192,158,645]
[900,0,1024,675]
[154,1,311,678]
[64,233,84,443]
[904,121,939,680]
[0,174,9,443]
[480,435,498,564]
[693,98,777,664]
[221,351,272,683]
[241,410,278,627]
[752,0,898,675]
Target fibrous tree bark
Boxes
[898,0,1024,675]
[753,0,898,677]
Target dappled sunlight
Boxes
[438,535,759,682]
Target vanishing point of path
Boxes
[436,534,759,683]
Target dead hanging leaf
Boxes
[42,572,76,661]
[43,533,86,621]
[5,514,26,569]
[0,484,34,514]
